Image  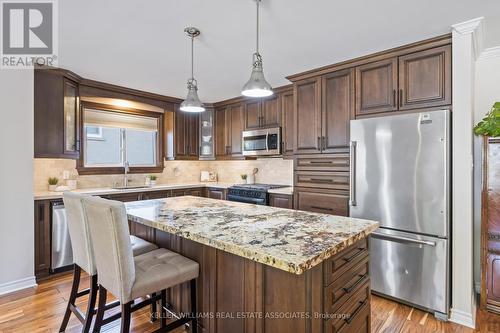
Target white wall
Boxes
[0,70,36,294]
[473,49,500,290]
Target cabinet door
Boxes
[215,108,229,158]
[245,100,262,130]
[34,201,51,279]
[175,111,188,158]
[63,79,79,155]
[322,69,354,153]
[281,90,295,156]
[200,108,215,160]
[487,253,500,308]
[398,45,451,110]
[355,58,398,116]
[262,95,281,128]
[207,188,226,200]
[187,113,200,158]
[269,194,293,209]
[294,188,349,216]
[229,104,244,156]
[294,77,322,154]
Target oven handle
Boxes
[227,194,266,205]
[265,132,269,152]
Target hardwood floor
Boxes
[0,272,499,332]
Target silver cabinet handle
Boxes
[265,132,269,151]
[371,232,436,247]
[349,141,357,206]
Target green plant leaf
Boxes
[474,102,500,137]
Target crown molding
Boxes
[452,17,485,59]
[478,46,500,61]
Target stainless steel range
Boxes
[227,184,288,205]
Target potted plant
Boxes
[149,175,158,186]
[240,174,247,184]
[474,102,500,137]
[48,177,59,191]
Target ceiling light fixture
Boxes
[241,0,273,98]
[180,27,205,112]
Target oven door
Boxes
[242,128,281,156]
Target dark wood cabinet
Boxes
[355,58,398,116]
[34,200,51,279]
[481,138,500,313]
[215,107,228,158]
[245,100,262,130]
[207,188,227,200]
[294,188,349,216]
[174,110,199,160]
[229,104,244,156]
[398,45,451,110]
[244,96,281,130]
[281,90,295,156]
[294,77,322,154]
[34,69,80,159]
[214,104,244,159]
[269,193,293,209]
[322,69,354,153]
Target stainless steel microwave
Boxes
[242,127,281,156]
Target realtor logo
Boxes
[1,0,58,68]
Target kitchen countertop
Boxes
[126,196,378,274]
[268,186,293,195]
[34,182,235,200]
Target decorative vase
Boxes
[150,180,157,186]
[48,185,57,191]
[246,174,255,184]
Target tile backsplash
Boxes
[33,158,293,192]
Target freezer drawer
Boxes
[370,229,449,315]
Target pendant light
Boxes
[241,0,273,98]
[180,27,205,112]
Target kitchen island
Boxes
[126,196,378,333]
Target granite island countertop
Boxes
[126,196,378,274]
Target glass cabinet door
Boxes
[63,79,79,154]
[199,108,214,160]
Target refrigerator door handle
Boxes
[371,231,436,247]
[349,141,357,206]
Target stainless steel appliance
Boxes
[227,184,288,205]
[51,202,74,270]
[349,110,450,318]
[242,127,281,156]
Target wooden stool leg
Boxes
[160,290,167,328]
[82,274,98,333]
[120,302,132,333]
[93,285,107,333]
[59,264,81,332]
[190,279,197,333]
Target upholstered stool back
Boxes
[63,192,97,275]
[83,196,136,303]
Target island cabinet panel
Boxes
[355,58,398,116]
[398,45,451,110]
[129,220,371,333]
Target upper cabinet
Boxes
[244,95,281,130]
[355,58,398,116]
[398,45,451,110]
[34,69,80,159]
[174,108,199,160]
[355,44,451,117]
[293,77,322,154]
[281,90,294,156]
[215,103,244,159]
[199,108,215,160]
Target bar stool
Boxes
[59,192,159,333]
[83,196,199,333]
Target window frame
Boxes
[76,101,164,175]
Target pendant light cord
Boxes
[256,0,260,55]
[191,35,194,81]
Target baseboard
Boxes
[449,308,476,329]
[0,276,37,296]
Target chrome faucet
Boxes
[123,161,130,187]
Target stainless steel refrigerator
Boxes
[349,109,450,318]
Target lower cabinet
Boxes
[34,200,52,279]
[172,187,205,197]
[294,188,349,216]
[269,193,293,209]
[207,188,227,200]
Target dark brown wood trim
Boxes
[213,84,293,108]
[286,34,452,82]
[76,102,165,175]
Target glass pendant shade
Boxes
[242,57,273,97]
[180,80,205,112]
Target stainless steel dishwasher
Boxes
[51,202,73,270]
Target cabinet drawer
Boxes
[295,154,349,172]
[295,171,349,190]
[324,282,370,333]
[324,238,369,286]
[325,254,369,313]
[295,188,349,216]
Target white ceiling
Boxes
[59,0,500,103]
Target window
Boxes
[78,105,163,174]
